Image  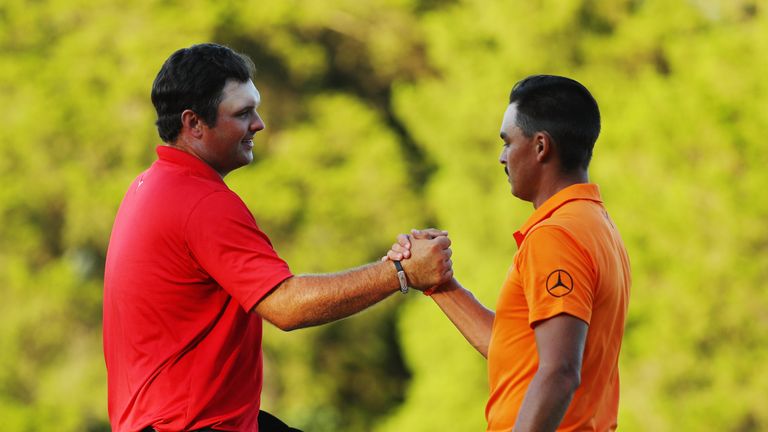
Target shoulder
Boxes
[523,223,582,250]
[518,223,595,272]
[188,189,253,223]
[553,198,607,229]
[528,199,606,247]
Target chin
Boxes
[240,151,254,165]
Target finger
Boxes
[433,235,452,248]
[392,243,411,259]
[381,255,388,262]
[391,243,411,259]
[387,250,404,261]
[397,234,412,249]
[389,244,411,260]
[413,228,448,239]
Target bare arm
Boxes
[429,278,495,357]
[385,230,494,357]
[513,314,588,432]
[255,236,453,331]
[255,261,397,331]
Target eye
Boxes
[237,108,256,118]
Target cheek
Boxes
[505,149,517,166]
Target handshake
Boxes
[381,228,454,293]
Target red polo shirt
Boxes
[103,146,293,432]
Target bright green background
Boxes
[1,0,767,430]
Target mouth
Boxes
[241,138,254,149]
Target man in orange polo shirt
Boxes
[389,75,631,431]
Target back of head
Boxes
[151,43,255,142]
[509,75,601,172]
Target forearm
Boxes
[431,278,495,357]
[255,260,400,331]
[513,368,580,432]
[513,314,587,431]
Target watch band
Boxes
[393,260,409,294]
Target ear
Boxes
[533,131,552,163]
[180,109,204,139]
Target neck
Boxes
[531,170,589,209]
[168,136,200,159]
[166,138,226,179]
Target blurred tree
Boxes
[1,0,767,431]
[0,0,221,429]
[378,1,768,431]
[2,0,434,430]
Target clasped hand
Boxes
[381,228,452,291]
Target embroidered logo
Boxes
[546,269,574,297]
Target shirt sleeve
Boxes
[185,190,293,312]
[516,225,597,327]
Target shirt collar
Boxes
[513,183,603,247]
[156,145,224,183]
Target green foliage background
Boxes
[1,0,766,430]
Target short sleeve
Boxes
[185,191,293,311]
[516,225,597,327]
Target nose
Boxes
[251,112,265,132]
[499,146,508,165]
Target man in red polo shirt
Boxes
[103,43,453,432]
[389,75,631,431]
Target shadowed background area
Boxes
[1,0,766,430]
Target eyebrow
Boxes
[234,103,258,113]
[236,95,261,111]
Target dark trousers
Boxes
[257,410,303,432]
[140,410,303,432]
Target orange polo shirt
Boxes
[486,183,631,432]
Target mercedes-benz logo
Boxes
[546,269,574,297]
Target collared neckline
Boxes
[156,145,224,183]
[513,183,603,247]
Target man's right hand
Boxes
[389,230,452,290]
[384,228,448,262]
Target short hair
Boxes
[509,75,601,171]
[151,43,255,142]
